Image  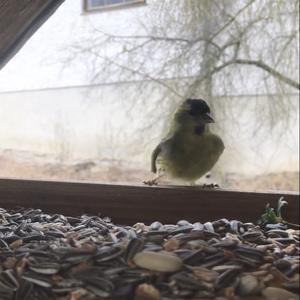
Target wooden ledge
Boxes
[0,178,299,225]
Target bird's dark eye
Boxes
[185,98,210,116]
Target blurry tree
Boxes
[64,0,299,177]
[52,111,72,163]
[68,0,299,131]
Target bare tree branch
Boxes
[214,59,299,90]
[210,0,257,40]
[86,49,183,98]
[94,29,222,51]
[236,59,299,90]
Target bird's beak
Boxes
[202,112,215,123]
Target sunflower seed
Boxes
[133,251,183,272]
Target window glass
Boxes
[88,0,106,7]
[85,0,144,11]
[0,0,298,192]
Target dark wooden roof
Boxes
[0,0,64,70]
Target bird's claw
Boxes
[201,183,220,189]
[143,179,159,186]
[143,174,165,186]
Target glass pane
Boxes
[88,0,106,7]
[108,0,124,5]
[0,0,298,193]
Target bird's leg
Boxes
[202,173,219,188]
[143,174,165,186]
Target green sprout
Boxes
[258,197,288,225]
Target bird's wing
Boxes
[210,134,225,157]
[151,144,162,173]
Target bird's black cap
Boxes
[185,98,211,116]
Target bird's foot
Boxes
[201,183,220,189]
[143,174,165,186]
[143,178,159,186]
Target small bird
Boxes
[150,98,224,185]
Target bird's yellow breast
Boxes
[159,130,224,181]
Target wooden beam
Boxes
[0,178,298,225]
[0,0,64,70]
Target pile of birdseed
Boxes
[0,208,299,300]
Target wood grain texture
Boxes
[0,178,298,225]
[0,0,64,70]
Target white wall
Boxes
[0,83,298,175]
